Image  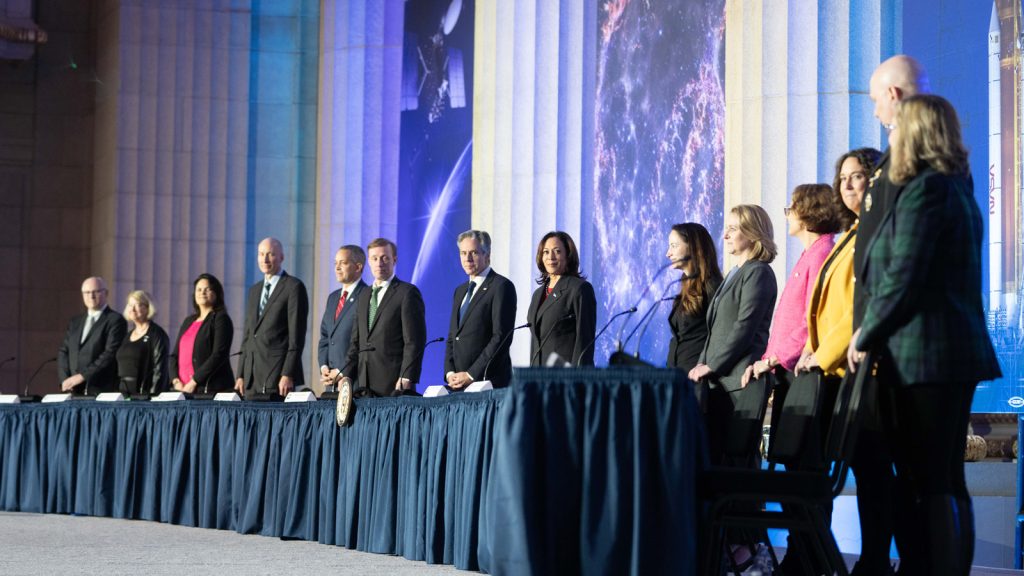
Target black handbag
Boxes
[769,369,832,467]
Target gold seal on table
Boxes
[336,378,354,427]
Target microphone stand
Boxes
[392,336,445,396]
[250,350,290,402]
[622,278,683,353]
[576,307,637,367]
[188,350,242,400]
[0,356,14,395]
[20,357,53,402]
[614,259,681,351]
[319,347,370,401]
[475,322,530,387]
[530,313,575,366]
[634,275,696,359]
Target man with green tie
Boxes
[339,238,426,397]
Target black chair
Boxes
[696,372,774,573]
[700,352,874,576]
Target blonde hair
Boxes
[124,290,157,321]
[890,94,969,185]
[730,204,777,263]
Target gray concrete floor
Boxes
[0,512,468,575]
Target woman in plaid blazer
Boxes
[849,95,1000,575]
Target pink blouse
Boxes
[762,234,835,371]
[177,319,203,383]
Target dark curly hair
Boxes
[831,147,882,229]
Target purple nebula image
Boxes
[593,0,726,364]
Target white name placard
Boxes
[423,385,449,397]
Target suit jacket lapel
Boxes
[369,278,401,335]
[535,279,564,322]
[457,273,494,334]
[255,273,288,330]
[81,310,105,345]
[331,281,364,336]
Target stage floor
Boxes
[0,511,464,576]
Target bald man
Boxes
[835,54,929,576]
[235,237,309,399]
[854,54,929,327]
[57,276,126,394]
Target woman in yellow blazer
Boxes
[793,147,893,576]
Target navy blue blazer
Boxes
[444,271,517,387]
[318,280,366,372]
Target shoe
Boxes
[727,543,757,572]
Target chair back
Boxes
[822,350,875,495]
[767,369,824,466]
[722,373,773,462]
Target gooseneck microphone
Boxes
[0,356,14,394]
[25,357,56,399]
[340,344,377,395]
[635,273,699,358]
[480,322,530,383]
[614,258,684,350]
[530,313,576,366]
[207,351,242,394]
[576,307,637,367]
[623,277,683,353]
[396,336,445,393]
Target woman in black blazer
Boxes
[665,223,723,374]
[526,231,597,366]
[116,290,170,395]
[171,273,235,394]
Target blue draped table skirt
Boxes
[0,367,705,574]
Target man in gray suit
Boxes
[58,276,126,394]
[235,237,309,399]
[318,245,367,391]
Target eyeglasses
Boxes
[82,290,107,296]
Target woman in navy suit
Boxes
[526,231,597,366]
[170,273,235,394]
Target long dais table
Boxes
[0,367,706,575]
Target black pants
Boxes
[879,379,977,576]
[772,370,839,575]
[848,419,897,574]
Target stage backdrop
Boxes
[314,0,1024,410]
[397,0,475,387]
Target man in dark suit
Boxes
[317,244,367,391]
[444,230,517,389]
[58,276,126,394]
[340,238,426,397]
[235,237,309,399]
[844,54,929,576]
[853,54,928,329]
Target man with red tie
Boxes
[317,245,367,391]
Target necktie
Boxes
[458,281,476,326]
[334,290,348,321]
[368,286,382,330]
[80,314,96,344]
[259,282,271,316]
